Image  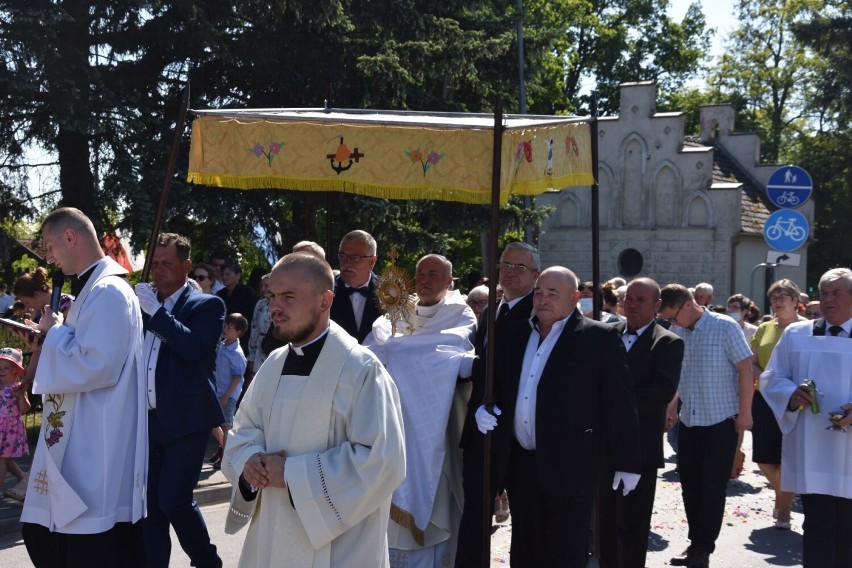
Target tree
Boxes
[520,0,711,114]
[709,0,823,163]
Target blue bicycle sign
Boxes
[764,209,809,252]
[767,165,812,209]
[775,191,800,206]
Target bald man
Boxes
[475,266,642,566]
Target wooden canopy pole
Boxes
[481,95,505,567]
[141,84,190,282]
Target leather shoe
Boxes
[670,548,692,566]
[688,550,710,568]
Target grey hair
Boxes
[501,242,541,271]
[819,268,852,294]
[339,230,377,256]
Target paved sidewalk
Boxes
[0,435,230,538]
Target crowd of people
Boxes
[0,206,850,568]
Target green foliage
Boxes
[709,0,823,162]
[11,254,38,274]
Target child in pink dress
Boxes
[0,347,30,500]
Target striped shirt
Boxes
[672,308,752,427]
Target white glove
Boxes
[612,471,641,496]
[475,404,501,434]
[135,283,161,316]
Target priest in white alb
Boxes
[761,267,852,567]
[222,252,406,568]
[19,207,147,567]
[364,254,476,568]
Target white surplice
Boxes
[364,291,476,564]
[760,320,852,498]
[21,256,147,533]
[223,322,406,568]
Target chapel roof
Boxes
[683,136,771,235]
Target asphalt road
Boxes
[0,432,804,567]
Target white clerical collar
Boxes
[290,327,330,356]
[77,258,102,277]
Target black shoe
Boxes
[211,458,221,470]
[207,446,223,464]
[670,548,692,566]
[688,550,710,568]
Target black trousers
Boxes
[801,493,852,568]
[677,419,738,554]
[23,521,145,568]
[505,440,594,567]
[455,435,497,567]
[598,465,659,568]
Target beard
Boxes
[274,311,320,345]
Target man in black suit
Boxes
[599,277,684,568]
[329,230,382,343]
[475,266,642,566]
[135,233,225,568]
[455,241,539,567]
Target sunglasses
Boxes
[193,274,209,281]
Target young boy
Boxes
[209,313,248,469]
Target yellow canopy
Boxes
[187,108,593,205]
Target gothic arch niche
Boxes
[620,135,647,227]
[597,164,614,228]
[557,194,580,227]
[686,194,711,226]
[654,163,679,226]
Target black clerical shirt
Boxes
[238,329,330,502]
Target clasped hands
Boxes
[242,450,287,490]
[475,405,640,496]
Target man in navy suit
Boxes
[599,278,684,568]
[135,233,225,568]
[329,230,383,343]
[475,266,642,566]
[455,242,539,567]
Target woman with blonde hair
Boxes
[751,278,805,529]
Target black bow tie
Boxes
[346,286,369,297]
[625,329,638,335]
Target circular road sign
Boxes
[767,165,812,209]
[763,209,809,252]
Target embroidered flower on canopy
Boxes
[565,136,580,157]
[514,140,534,174]
[405,146,444,176]
[249,141,285,166]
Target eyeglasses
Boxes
[467,299,489,307]
[498,262,529,273]
[338,252,374,263]
[769,294,793,304]
[665,303,686,323]
[193,274,209,281]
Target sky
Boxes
[668,0,739,59]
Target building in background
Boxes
[537,81,812,304]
